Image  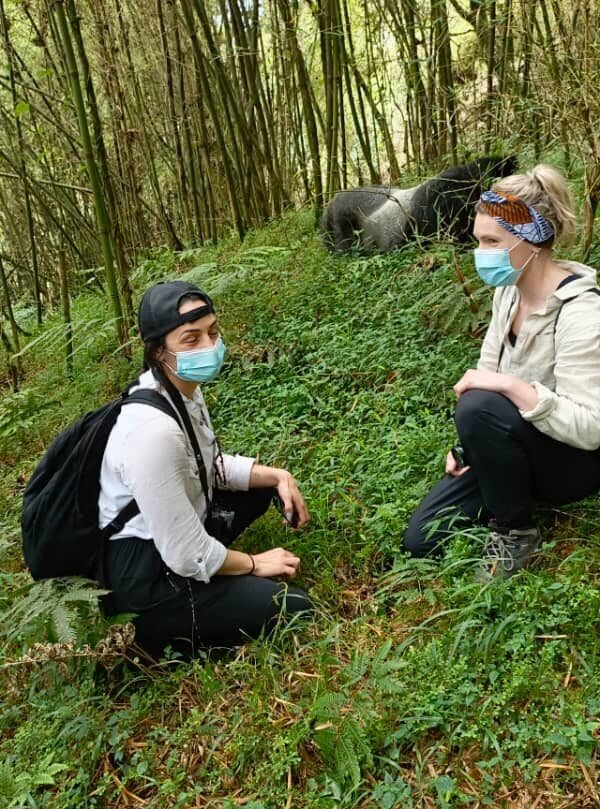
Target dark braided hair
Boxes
[142,337,164,376]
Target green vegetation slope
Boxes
[0,211,598,807]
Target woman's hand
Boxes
[252,547,301,578]
[274,471,310,529]
[219,547,301,577]
[453,368,509,397]
[445,450,470,477]
[250,464,310,529]
[453,369,538,411]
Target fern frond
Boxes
[51,604,78,645]
[345,651,370,685]
[2,577,106,647]
[310,692,346,721]
[346,715,373,769]
[0,760,17,803]
[334,725,362,787]
[29,754,69,786]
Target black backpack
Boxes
[21,387,179,581]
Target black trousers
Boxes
[404,390,600,557]
[102,487,312,659]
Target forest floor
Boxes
[1,209,599,807]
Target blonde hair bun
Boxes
[492,164,577,245]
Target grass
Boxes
[0,208,598,807]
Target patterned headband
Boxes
[479,189,555,244]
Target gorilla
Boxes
[321,155,518,254]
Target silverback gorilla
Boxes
[321,155,517,254]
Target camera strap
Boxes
[155,370,211,503]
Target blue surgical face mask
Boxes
[474,239,540,288]
[473,240,526,287]
[169,336,227,382]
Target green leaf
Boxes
[14,100,30,118]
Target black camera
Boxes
[205,503,236,541]
[451,444,466,469]
[272,492,299,528]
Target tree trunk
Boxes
[157,0,192,239]
[179,0,248,240]
[52,0,125,345]
[0,254,22,387]
[69,0,135,330]
[58,244,73,378]
[0,0,42,324]
[432,0,458,160]
[275,0,323,213]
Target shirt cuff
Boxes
[519,382,556,421]
[194,539,228,582]
[221,453,255,491]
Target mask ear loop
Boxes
[510,248,539,291]
[154,346,178,382]
[520,247,541,272]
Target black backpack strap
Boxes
[497,291,517,369]
[170,398,211,502]
[124,387,180,422]
[553,287,600,339]
[99,498,141,539]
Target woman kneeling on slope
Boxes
[99,280,312,658]
[404,164,600,579]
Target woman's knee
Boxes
[455,389,519,444]
[403,515,432,557]
[214,577,312,637]
[403,472,484,559]
[218,580,312,645]
[269,582,313,618]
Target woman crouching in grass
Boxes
[404,165,600,580]
[99,280,312,659]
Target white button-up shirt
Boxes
[98,371,255,582]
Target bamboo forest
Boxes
[1,1,599,807]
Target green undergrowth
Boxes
[0,209,598,807]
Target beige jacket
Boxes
[478,260,600,450]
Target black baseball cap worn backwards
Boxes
[138,281,215,342]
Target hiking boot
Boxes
[475,525,541,582]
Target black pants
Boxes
[404,390,600,557]
[102,488,312,659]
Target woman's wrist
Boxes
[249,463,288,489]
[503,375,538,410]
[218,549,260,576]
[247,553,256,575]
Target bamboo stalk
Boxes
[52,0,125,344]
